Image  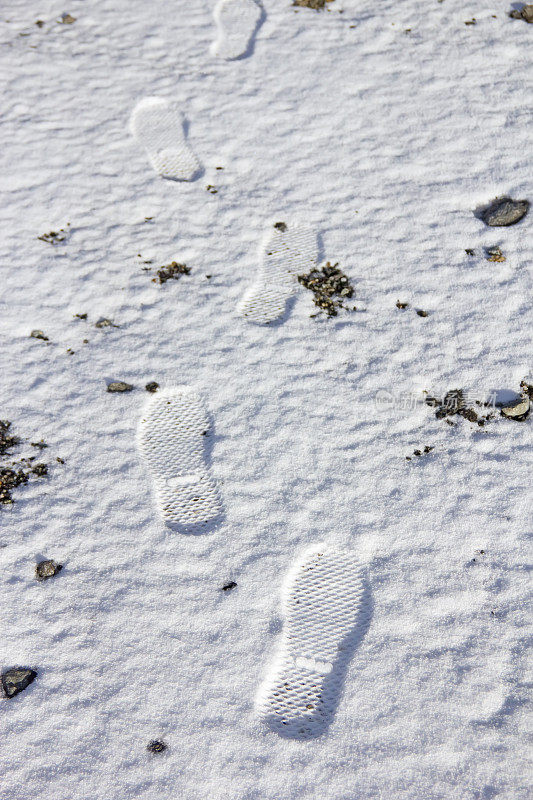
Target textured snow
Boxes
[0,0,531,798]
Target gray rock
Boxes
[30,330,49,341]
[501,395,530,421]
[509,4,533,22]
[480,197,530,227]
[2,668,37,698]
[107,381,134,393]
[145,382,160,393]
[36,559,63,581]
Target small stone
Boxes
[465,248,475,256]
[145,382,160,393]
[519,380,533,399]
[56,457,65,464]
[485,246,506,262]
[206,185,218,194]
[107,381,134,393]
[95,318,118,328]
[509,5,533,22]
[147,740,167,753]
[221,581,237,591]
[501,395,530,421]
[396,301,409,309]
[274,222,288,231]
[30,330,49,341]
[1,668,37,698]
[480,197,530,227]
[59,13,76,24]
[416,309,428,317]
[35,19,45,27]
[31,440,48,449]
[74,313,87,320]
[35,559,63,581]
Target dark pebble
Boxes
[221,581,237,591]
[147,740,167,753]
[145,382,160,393]
[480,197,530,227]
[30,330,49,341]
[35,559,63,581]
[1,668,37,698]
[107,382,134,393]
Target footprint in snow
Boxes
[256,544,371,740]
[211,0,264,61]
[238,222,318,324]
[138,386,223,533]
[130,98,201,181]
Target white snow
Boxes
[0,0,531,798]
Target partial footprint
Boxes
[130,98,201,181]
[238,222,318,324]
[211,0,264,61]
[138,387,222,531]
[257,545,371,740]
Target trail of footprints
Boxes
[136,385,370,737]
[15,0,527,750]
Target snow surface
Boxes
[0,0,531,798]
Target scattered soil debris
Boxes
[1,668,37,699]
[37,225,70,244]
[293,0,333,8]
[58,13,76,24]
[30,330,49,341]
[31,463,47,477]
[485,246,506,262]
[509,4,533,22]
[107,381,134,393]
[66,348,75,356]
[274,222,287,232]
[425,389,493,426]
[0,421,20,456]
[396,301,409,309]
[206,185,218,194]
[74,313,87,320]
[95,318,119,328]
[152,262,191,285]
[31,440,48,450]
[147,740,167,754]
[35,559,63,581]
[298,262,355,318]
[465,248,475,256]
[221,581,237,591]
[406,445,434,461]
[56,457,65,464]
[479,197,530,227]
[416,309,428,317]
[464,18,476,25]
[0,467,28,505]
[145,382,160,393]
